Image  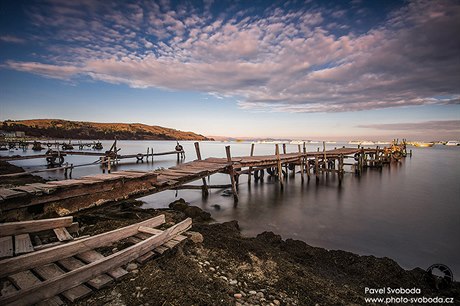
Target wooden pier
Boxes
[0,141,407,221]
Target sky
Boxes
[0,0,459,140]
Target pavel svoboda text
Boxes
[365,287,421,294]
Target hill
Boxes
[1,119,212,141]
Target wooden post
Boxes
[248,143,255,184]
[338,154,344,184]
[298,145,304,183]
[275,144,284,189]
[107,157,111,173]
[282,143,288,174]
[194,142,208,196]
[101,157,105,173]
[225,146,239,203]
[146,147,149,162]
[315,155,319,181]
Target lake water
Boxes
[3,140,460,279]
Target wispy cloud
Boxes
[0,35,26,43]
[2,0,460,113]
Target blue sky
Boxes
[0,0,459,140]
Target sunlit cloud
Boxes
[2,0,460,113]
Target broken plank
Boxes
[8,270,63,305]
[0,236,13,259]
[138,226,163,235]
[136,251,156,264]
[58,257,113,290]
[76,250,128,280]
[53,227,73,242]
[14,234,34,255]
[0,217,73,237]
[0,218,192,306]
[34,263,92,302]
[0,215,165,279]
[0,188,27,200]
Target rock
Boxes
[184,206,211,221]
[249,290,257,295]
[234,293,243,299]
[185,231,204,243]
[168,198,189,211]
[135,287,141,291]
[204,261,210,265]
[211,204,221,210]
[273,300,280,305]
[126,263,138,271]
[209,267,216,272]
[131,269,139,274]
[256,292,264,298]
[220,276,228,281]
[221,189,233,196]
[229,279,238,285]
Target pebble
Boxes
[220,276,228,281]
[112,247,118,253]
[126,263,138,271]
[234,293,243,299]
[249,290,257,295]
[273,300,280,305]
[209,267,216,272]
[229,279,238,285]
[185,231,204,243]
[135,287,141,291]
[256,292,264,298]
[131,269,139,274]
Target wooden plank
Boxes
[58,257,113,289]
[136,251,156,264]
[0,218,192,306]
[11,185,43,195]
[14,234,34,255]
[0,279,17,297]
[0,236,13,259]
[125,236,142,244]
[8,271,64,306]
[153,245,169,254]
[53,227,73,241]
[0,217,73,237]
[34,263,92,302]
[0,188,27,200]
[138,226,162,235]
[24,183,57,194]
[76,250,128,279]
[0,215,165,278]
[135,232,152,240]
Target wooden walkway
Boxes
[0,216,191,306]
[0,143,404,221]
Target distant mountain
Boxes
[1,119,213,141]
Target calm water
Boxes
[3,140,460,278]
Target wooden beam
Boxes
[0,217,73,237]
[247,143,255,183]
[194,142,208,196]
[0,218,191,306]
[0,215,165,279]
[275,144,284,189]
[225,146,239,203]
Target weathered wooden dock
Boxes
[0,215,191,306]
[0,141,407,221]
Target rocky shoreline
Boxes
[70,199,459,306]
[1,164,458,305]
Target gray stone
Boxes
[273,300,280,306]
[126,263,138,271]
[234,293,243,299]
[249,290,257,295]
[229,279,238,285]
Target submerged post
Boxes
[275,144,284,189]
[248,143,255,184]
[282,143,288,174]
[298,144,304,183]
[194,142,209,196]
[225,146,239,203]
